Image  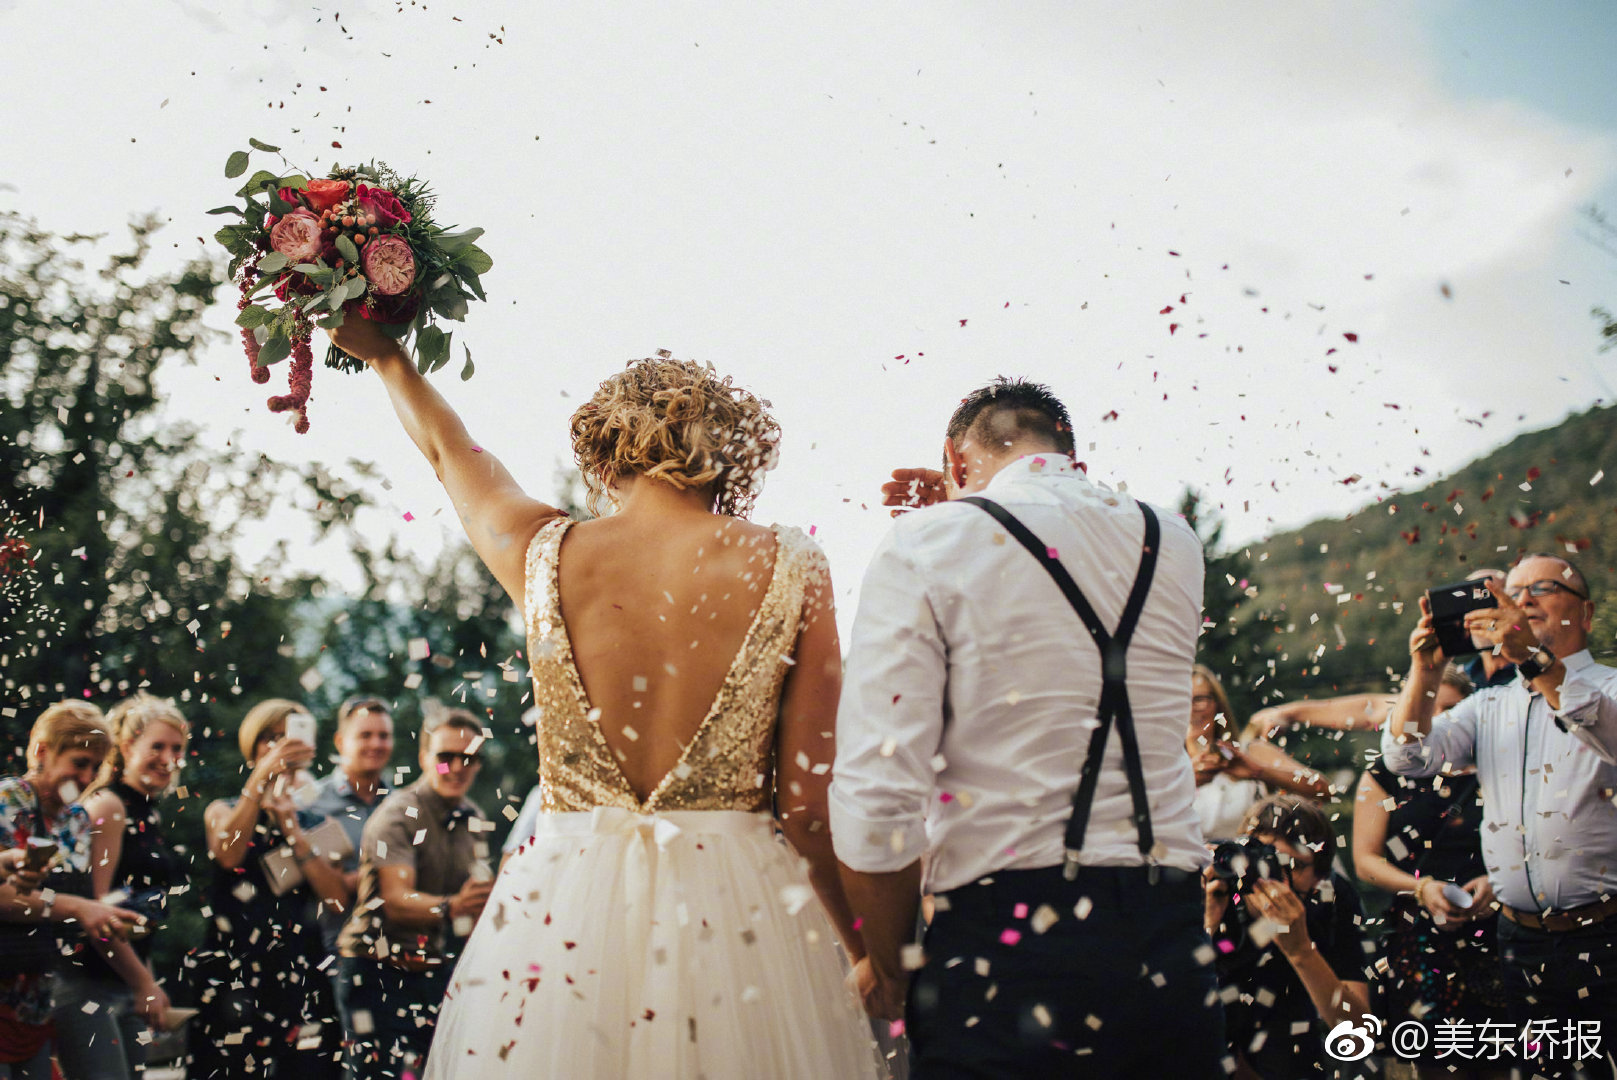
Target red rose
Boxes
[302,178,352,213]
[355,184,412,228]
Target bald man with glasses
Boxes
[1385,553,1617,1078]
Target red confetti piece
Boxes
[1100,410,1119,422]
[1168,323,1179,335]
[1343,332,1359,342]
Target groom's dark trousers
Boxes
[906,864,1224,1079]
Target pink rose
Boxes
[269,208,324,263]
[355,184,412,229]
[362,234,416,296]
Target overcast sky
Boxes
[3,0,1614,627]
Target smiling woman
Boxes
[53,694,192,1080]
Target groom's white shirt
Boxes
[830,455,1210,893]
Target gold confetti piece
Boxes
[1031,905,1058,934]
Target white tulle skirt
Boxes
[423,807,885,1079]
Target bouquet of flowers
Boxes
[211,139,492,432]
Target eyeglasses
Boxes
[1504,580,1590,602]
[433,752,482,769]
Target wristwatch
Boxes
[1518,645,1556,682]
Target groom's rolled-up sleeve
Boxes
[830,525,946,873]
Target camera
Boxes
[1210,836,1284,897]
[1425,579,1498,657]
[1210,837,1288,965]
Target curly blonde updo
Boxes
[570,354,781,518]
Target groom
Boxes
[831,378,1224,1078]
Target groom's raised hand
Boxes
[881,468,946,517]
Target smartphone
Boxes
[24,837,57,871]
[285,711,317,749]
[1425,579,1498,657]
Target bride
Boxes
[327,322,884,1078]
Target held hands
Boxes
[1461,578,1538,665]
[848,956,907,1021]
[881,468,946,517]
[73,897,137,941]
[1413,877,1461,923]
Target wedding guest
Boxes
[1186,664,1329,840]
[53,694,189,1080]
[1385,553,1617,1079]
[308,696,395,958]
[1205,795,1371,1079]
[335,707,492,1079]
[834,377,1222,1077]
[0,702,132,1080]
[189,699,347,1080]
[1353,666,1509,1080]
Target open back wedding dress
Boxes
[424,518,883,1078]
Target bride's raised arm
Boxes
[328,320,563,608]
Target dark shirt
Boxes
[1367,760,1486,885]
[336,778,488,967]
[89,780,184,968]
[204,799,331,960]
[1462,654,1516,690]
[1215,871,1371,1079]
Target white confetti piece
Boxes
[879,738,898,758]
[1592,470,1604,485]
[901,944,927,970]
[1031,904,1059,934]
[1074,897,1093,920]
[408,638,431,660]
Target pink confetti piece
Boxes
[1046,547,1059,559]
[1013,903,1028,919]
[1216,939,1235,954]
[808,525,817,535]
[403,512,415,522]
[852,917,863,930]
[889,1020,906,1038]
[1000,928,1022,946]
[939,792,954,803]
[471,446,484,453]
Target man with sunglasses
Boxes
[335,707,495,1079]
[1385,553,1617,1077]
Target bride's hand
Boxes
[327,316,406,368]
[881,468,946,517]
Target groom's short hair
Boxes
[946,377,1075,456]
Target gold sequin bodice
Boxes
[523,518,825,813]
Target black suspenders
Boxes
[960,497,1163,881]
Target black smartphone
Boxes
[1425,579,1498,657]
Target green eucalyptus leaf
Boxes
[280,175,308,190]
[460,344,475,381]
[456,245,493,276]
[335,234,360,265]
[248,137,281,153]
[253,324,271,345]
[430,292,468,322]
[257,336,291,366]
[328,289,347,312]
[317,310,345,330]
[213,225,253,258]
[257,252,290,273]
[224,150,250,178]
[459,267,486,303]
[380,320,412,340]
[205,205,241,216]
[235,170,280,198]
[303,292,331,314]
[432,330,454,373]
[267,194,296,217]
[416,324,447,373]
[435,228,485,256]
[343,276,369,301]
[235,304,271,329]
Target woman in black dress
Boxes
[189,698,347,1080]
